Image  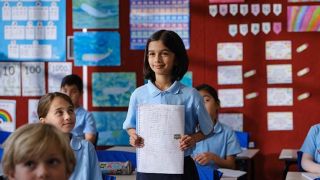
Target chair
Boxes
[235,131,249,149]
[297,150,305,172]
[196,164,223,180]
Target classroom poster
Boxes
[74,31,120,66]
[209,0,244,3]
[287,5,320,32]
[267,64,292,84]
[0,62,21,96]
[266,41,292,60]
[92,72,136,107]
[288,0,320,2]
[218,65,243,85]
[72,0,119,29]
[22,62,45,96]
[180,71,192,87]
[267,88,293,106]
[0,100,16,132]
[93,111,129,146]
[218,89,244,108]
[0,1,66,61]
[267,112,293,131]
[28,99,39,124]
[218,113,243,131]
[48,62,72,93]
[217,42,243,61]
[130,0,190,50]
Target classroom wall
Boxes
[2,0,320,179]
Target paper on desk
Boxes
[302,172,320,180]
[218,168,246,178]
[137,104,185,174]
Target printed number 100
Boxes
[25,65,41,74]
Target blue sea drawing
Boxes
[74,32,120,66]
[92,111,129,146]
[92,72,136,107]
[72,0,119,29]
[180,71,192,87]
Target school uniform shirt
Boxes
[69,136,102,180]
[123,80,214,156]
[192,122,242,169]
[72,107,97,139]
[301,124,320,163]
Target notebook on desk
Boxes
[302,172,320,180]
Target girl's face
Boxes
[147,40,175,78]
[199,90,220,123]
[40,97,75,134]
[9,144,70,180]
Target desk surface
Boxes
[279,149,298,160]
[236,149,259,159]
[286,171,320,180]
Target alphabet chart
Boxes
[0,1,65,61]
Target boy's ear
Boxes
[39,117,46,124]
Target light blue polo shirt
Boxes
[301,124,320,163]
[193,122,242,168]
[123,80,213,156]
[70,136,102,180]
[72,107,97,138]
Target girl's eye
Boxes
[55,110,63,115]
[68,108,74,114]
[148,52,155,57]
[160,51,169,57]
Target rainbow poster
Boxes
[287,5,320,32]
[0,100,16,132]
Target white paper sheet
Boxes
[48,62,72,93]
[28,99,39,124]
[218,89,243,108]
[22,62,45,96]
[266,41,292,60]
[218,113,243,131]
[267,64,292,84]
[267,112,293,131]
[137,104,185,174]
[217,42,243,61]
[267,88,293,106]
[218,168,246,178]
[218,65,243,85]
[0,62,21,96]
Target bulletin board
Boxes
[1,0,320,179]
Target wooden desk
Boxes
[236,149,259,180]
[286,171,320,180]
[279,149,298,179]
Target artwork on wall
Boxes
[130,0,190,50]
[74,31,120,66]
[217,42,243,61]
[288,0,320,2]
[92,72,136,107]
[209,0,244,3]
[72,0,119,29]
[265,41,292,60]
[0,62,21,96]
[288,5,320,32]
[0,100,16,132]
[180,71,192,87]
[93,111,129,146]
[22,62,45,96]
[47,62,72,93]
[0,1,66,61]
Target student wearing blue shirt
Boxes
[300,124,320,173]
[123,30,213,180]
[60,74,97,145]
[193,84,241,169]
[38,92,102,180]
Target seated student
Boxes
[193,84,242,169]
[37,92,102,180]
[300,124,320,173]
[60,74,97,144]
[2,123,76,180]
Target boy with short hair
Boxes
[60,74,97,144]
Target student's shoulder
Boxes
[309,123,320,134]
[132,84,148,94]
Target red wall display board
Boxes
[1,0,320,179]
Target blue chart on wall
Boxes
[74,31,120,66]
[72,0,119,29]
[0,1,66,61]
[93,111,129,146]
[92,72,136,107]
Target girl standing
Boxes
[123,30,213,180]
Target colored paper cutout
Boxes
[287,5,320,32]
[0,109,12,123]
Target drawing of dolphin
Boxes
[82,49,112,62]
[80,3,117,18]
